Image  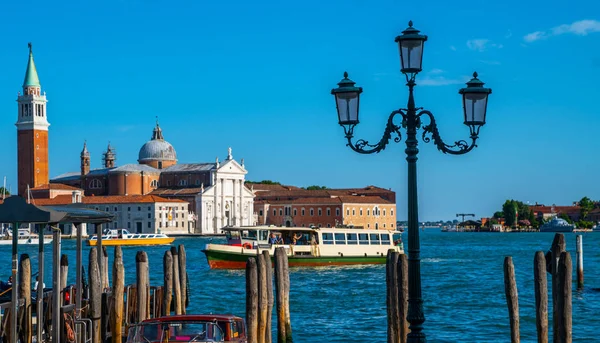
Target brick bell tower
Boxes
[16,43,49,196]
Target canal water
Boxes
[1,230,599,342]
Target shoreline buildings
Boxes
[9,44,399,235]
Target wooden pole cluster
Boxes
[111,246,125,343]
[18,254,31,343]
[576,235,583,289]
[503,234,574,343]
[503,256,520,343]
[385,251,409,343]
[246,252,276,343]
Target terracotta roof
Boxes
[33,194,186,206]
[31,183,82,191]
[262,195,393,205]
[246,184,302,191]
[530,205,580,214]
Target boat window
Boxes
[322,233,334,245]
[370,233,380,245]
[392,233,402,243]
[259,231,269,241]
[381,234,390,245]
[358,233,369,245]
[334,233,345,245]
[226,231,241,240]
[242,230,257,240]
[346,233,358,245]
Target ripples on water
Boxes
[2,231,598,342]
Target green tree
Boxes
[305,185,328,190]
[579,196,594,220]
[577,220,594,229]
[502,200,517,226]
[0,187,9,197]
[246,180,281,185]
[493,211,504,219]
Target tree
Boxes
[245,180,281,185]
[0,187,9,197]
[305,185,328,190]
[579,196,594,221]
[502,200,517,227]
[577,220,594,229]
[493,211,504,219]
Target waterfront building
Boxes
[34,193,189,235]
[251,184,397,229]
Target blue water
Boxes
[2,230,599,342]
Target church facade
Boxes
[16,44,255,235]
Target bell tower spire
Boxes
[81,141,90,176]
[16,43,49,196]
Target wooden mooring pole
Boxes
[398,254,409,343]
[136,251,149,322]
[111,246,124,343]
[163,250,173,316]
[557,252,572,343]
[386,249,400,343]
[274,247,292,343]
[89,247,102,343]
[171,247,182,315]
[178,245,187,314]
[547,233,565,343]
[60,254,68,292]
[534,251,548,343]
[576,235,583,289]
[262,250,274,343]
[103,246,110,291]
[18,254,31,343]
[257,254,268,343]
[504,256,520,343]
[246,257,258,343]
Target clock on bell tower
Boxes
[16,43,49,196]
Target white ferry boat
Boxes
[87,228,175,246]
[202,226,404,269]
[539,217,575,233]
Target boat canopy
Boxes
[222,226,317,233]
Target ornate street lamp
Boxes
[331,21,491,343]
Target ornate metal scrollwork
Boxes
[343,109,406,154]
[417,110,478,155]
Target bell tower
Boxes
[16,43,49,196]
[81,141,90,176]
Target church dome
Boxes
[138,123,177,163]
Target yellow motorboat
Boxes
[87,229,175,246]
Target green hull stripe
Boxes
[203,249,387,265]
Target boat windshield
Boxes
[241,230,257,240]
[127,321,224,343]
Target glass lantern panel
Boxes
[399,40,424,71]
[463,93,488,124]
[336,93,359,124]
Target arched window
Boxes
[89,179,102,189]
[150,180,158,189]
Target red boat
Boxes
[126,314,247,343]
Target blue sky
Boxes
[1,0,599,221]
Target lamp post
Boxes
[331,21,492,343]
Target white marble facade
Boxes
[196,151,255,234]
